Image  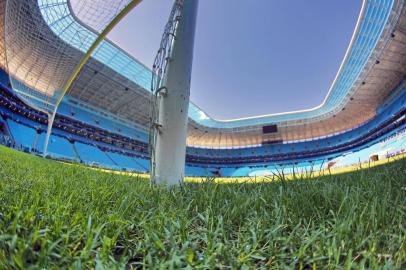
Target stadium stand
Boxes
[0,0,405,177]
[0,78,405,176]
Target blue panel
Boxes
[75,142,117,167]
[36,133,76,159]
[107,152,149,172]
[7,120,37,149]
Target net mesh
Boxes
[3,0,133,113]
[149,0,184,181]
[70,0,130,32]
[0,0,6,70]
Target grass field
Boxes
[0,145,405,269]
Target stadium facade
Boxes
[0,0,405,177]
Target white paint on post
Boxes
[153,0,199,186]
[43,112,56,157]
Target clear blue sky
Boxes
[108,0,362,120]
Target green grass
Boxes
[0,146,405,269]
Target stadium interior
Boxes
[0,0,405,178]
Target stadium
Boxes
[0,0,405,268]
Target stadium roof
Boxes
[1,0,406,147]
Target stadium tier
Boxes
[0,0,405,177]
[0,75,405,177]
